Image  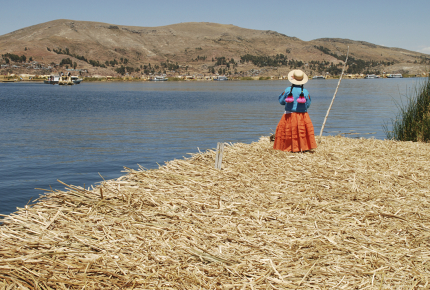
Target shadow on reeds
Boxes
[384,75,430,142]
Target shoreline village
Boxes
[1,136,430,288]
[1,72,428,83]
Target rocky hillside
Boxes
[1,19,429,77]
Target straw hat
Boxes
[288,70,308,85]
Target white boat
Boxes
[44,75,82,84]
[312,75,325,79]
[387,74,403,78]
[44,75,60,84]
[215,76,228,81]
[71,76,83,84]
[150,76,168,81]
[364,74,379,79]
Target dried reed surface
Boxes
[1,136,430,289]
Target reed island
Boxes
[1,135,430,289]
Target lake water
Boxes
[0,78,423,216]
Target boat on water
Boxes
[364,74,380,79]
[44,75,60,84]
[312,75,325,79]
[44,75,82,85]
[215,76,228,81]
[387,74,403,78]
[150,76,168,81]
[71,76,83,84]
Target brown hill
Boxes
[1,19,429,77]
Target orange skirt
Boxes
[273,112,317,152]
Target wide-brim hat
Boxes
[288,70,308,85]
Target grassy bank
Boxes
[82,77,107,82]
[1,136,430,288]
[385,75,430,142]
[167,77,183,81]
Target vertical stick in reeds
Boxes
[215,142,224,169]
[319,46,349,138]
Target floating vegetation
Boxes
[1,136,430,288]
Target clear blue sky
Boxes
[2,0,429,54]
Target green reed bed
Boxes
[83,77,106,82]
[385,75,430,142]
[167,77,183,81]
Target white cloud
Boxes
[418,47,430,54]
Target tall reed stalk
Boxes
[384,75,430,142]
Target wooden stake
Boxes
[319,46,349,138]
[215,142,224,170]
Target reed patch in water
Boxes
[385,75,430,142]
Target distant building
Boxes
[18,74,36,79]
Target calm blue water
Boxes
[0,78,422,216]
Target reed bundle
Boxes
[1,136,430,289]
[385,75,430,142]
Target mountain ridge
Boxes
[1,19,428,77]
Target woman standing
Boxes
[273,70,317,152]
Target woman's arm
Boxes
[278,89,287,105]
[305,89,311,109]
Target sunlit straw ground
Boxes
[1,136,430,289]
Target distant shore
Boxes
[1,74,427,83]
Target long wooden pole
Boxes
[319,46,349,138]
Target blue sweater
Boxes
[278,85,311,112]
